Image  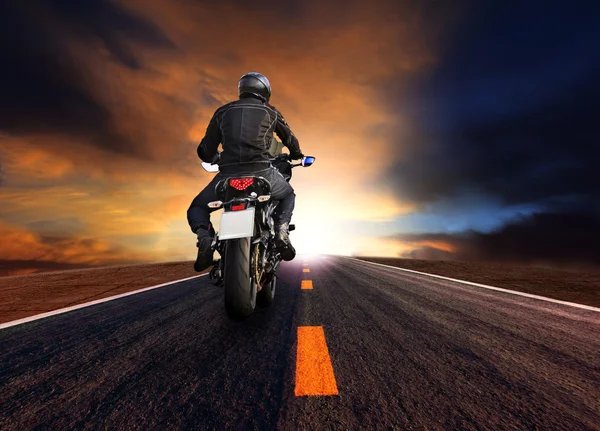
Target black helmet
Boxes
[238,72,271,102]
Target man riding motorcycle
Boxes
[187,72,304,272]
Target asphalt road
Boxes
[1,256,599,430]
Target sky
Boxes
[1,0,599,275]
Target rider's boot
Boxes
[194,224,214,272]
[275,222,296,261]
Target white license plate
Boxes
[218,207,255,240]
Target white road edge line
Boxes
[345,257,600,313]
[0,274,208,330]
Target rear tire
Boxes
[257,275,277,307]
[223,237,257,320]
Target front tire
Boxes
[223,237,257,320]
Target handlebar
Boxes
[202,152,314,173]
[214,150,303,163]
[268,154,285,162]
[269,153,298,162]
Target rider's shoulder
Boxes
[264,101,279,111]
[264,102,283,117]
[213,101,236,119]
[216,101,236,112]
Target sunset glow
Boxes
[1,0,598,273]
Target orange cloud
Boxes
[0,0,461,266]
[2,140,75,180]
[0,221,154,266]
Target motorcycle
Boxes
[200,153,316,320]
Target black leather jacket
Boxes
[197,95,303,175]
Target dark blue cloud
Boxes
[437,2,596,128]
[376,1,600,262]
[46,0,174,69]
[381,1,600,209]
[394,211,600,265]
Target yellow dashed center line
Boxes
[301,280,313,290]
[295,326,339,396]
[294,260,338,396]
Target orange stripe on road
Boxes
[295,326,339,396]
[303,269,310,273]
[301,280,313,290]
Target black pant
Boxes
[187,166,295,233]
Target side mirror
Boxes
[201,162,220,173]
[301,156,316,167]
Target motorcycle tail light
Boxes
[229,178,254,190]
[231,204,246,211]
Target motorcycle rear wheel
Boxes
[223,237,257,320]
